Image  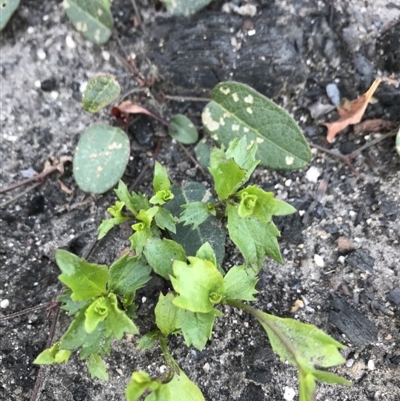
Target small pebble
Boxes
[314,254,325,267]
[159,365,167,374]
[285,179,292,187]
[203,362,211,373]
[142,296,147,303]
[283,386,296,401]
[79,81,88,93]
[0,299,10,309]
[34,80,41,88]
[367,360,375,370]
[337,237,355,253]
[346,358,354,367]
[102,50,111,61]
[50,91,59,100]
[326,83,341,105]
[65,35,76,49]
[37,49,47,60]
[27,27,35,34]
[305,166,322,183]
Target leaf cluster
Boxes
[36,145,350,400]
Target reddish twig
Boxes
[0,156,72,195]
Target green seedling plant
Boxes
[35,136,351,401]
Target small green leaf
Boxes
[223,265,258,301]
[98,216,130,240]
[146,369,205,401]
[106,293,139,339]
[202,82,311,170]
[144,238,186,280]
[58,290,88,315]
[0,0,20,30]
[126,371,161,401]
[137,331,159,350]
[155,293,180,336]
[108,254,152,297]
[85,297,109,333]
[82,74,120,113]
[168,114,199,144]
[114,181,149,215]
[153,161,171,193]
[177,308,221,351]
[165,182,226,265]
[259,312,348,368]
[63,0,114,45]
[88,353,109,380]
[33,342,71,365]
[160,0,212,16]
[56,250,108,301]
[194,138,211,169]
[179,202,215,229]
[209,149,246,200]
[195,242,217,267]
[171,257,224,313]
[236,185,296,223]
[226,204,282,271]
[154,207,176,233]
[59,305,106,354]
[73,124,130,194]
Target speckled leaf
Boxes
[82,74,120,113]
[160,0,212,16]
[396,127,400,157]
[168,114,198,144]
[202,82,311,170]
[0,0,20,30]
[165,182,226,265]
[73,124,130,194]
[63,0,113,45]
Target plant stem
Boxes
[159,337,180,381]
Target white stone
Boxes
[283,386,296,401]
[367,360,375,370]
[65,35,76,49]
[314,254,325,267]
[203,362,211,373]
[305,166,322,183]
[0,299,10,309]
[37,49,47,60]
[102,50,111,61]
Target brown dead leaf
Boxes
[321,78,382,143]
[353,119,398,135]
[57,179,73,195]
[111,100,155,125]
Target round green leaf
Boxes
[0,0,20,30]
[63,0,114,45]
[202,81,311,170]
[168,114,199,144]
[82,74,120,113]
[396,127,400,157]
[73,124,130,193]
[160,0,212,16]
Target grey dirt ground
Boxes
[0,1,399,401]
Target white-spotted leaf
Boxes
[82,74,120,113]
[202,82,311,170]
[168,114,198,144]
[160,0,212,16]
[0,0,20,30]
[73,124,130,193]
[63,0,113,45]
